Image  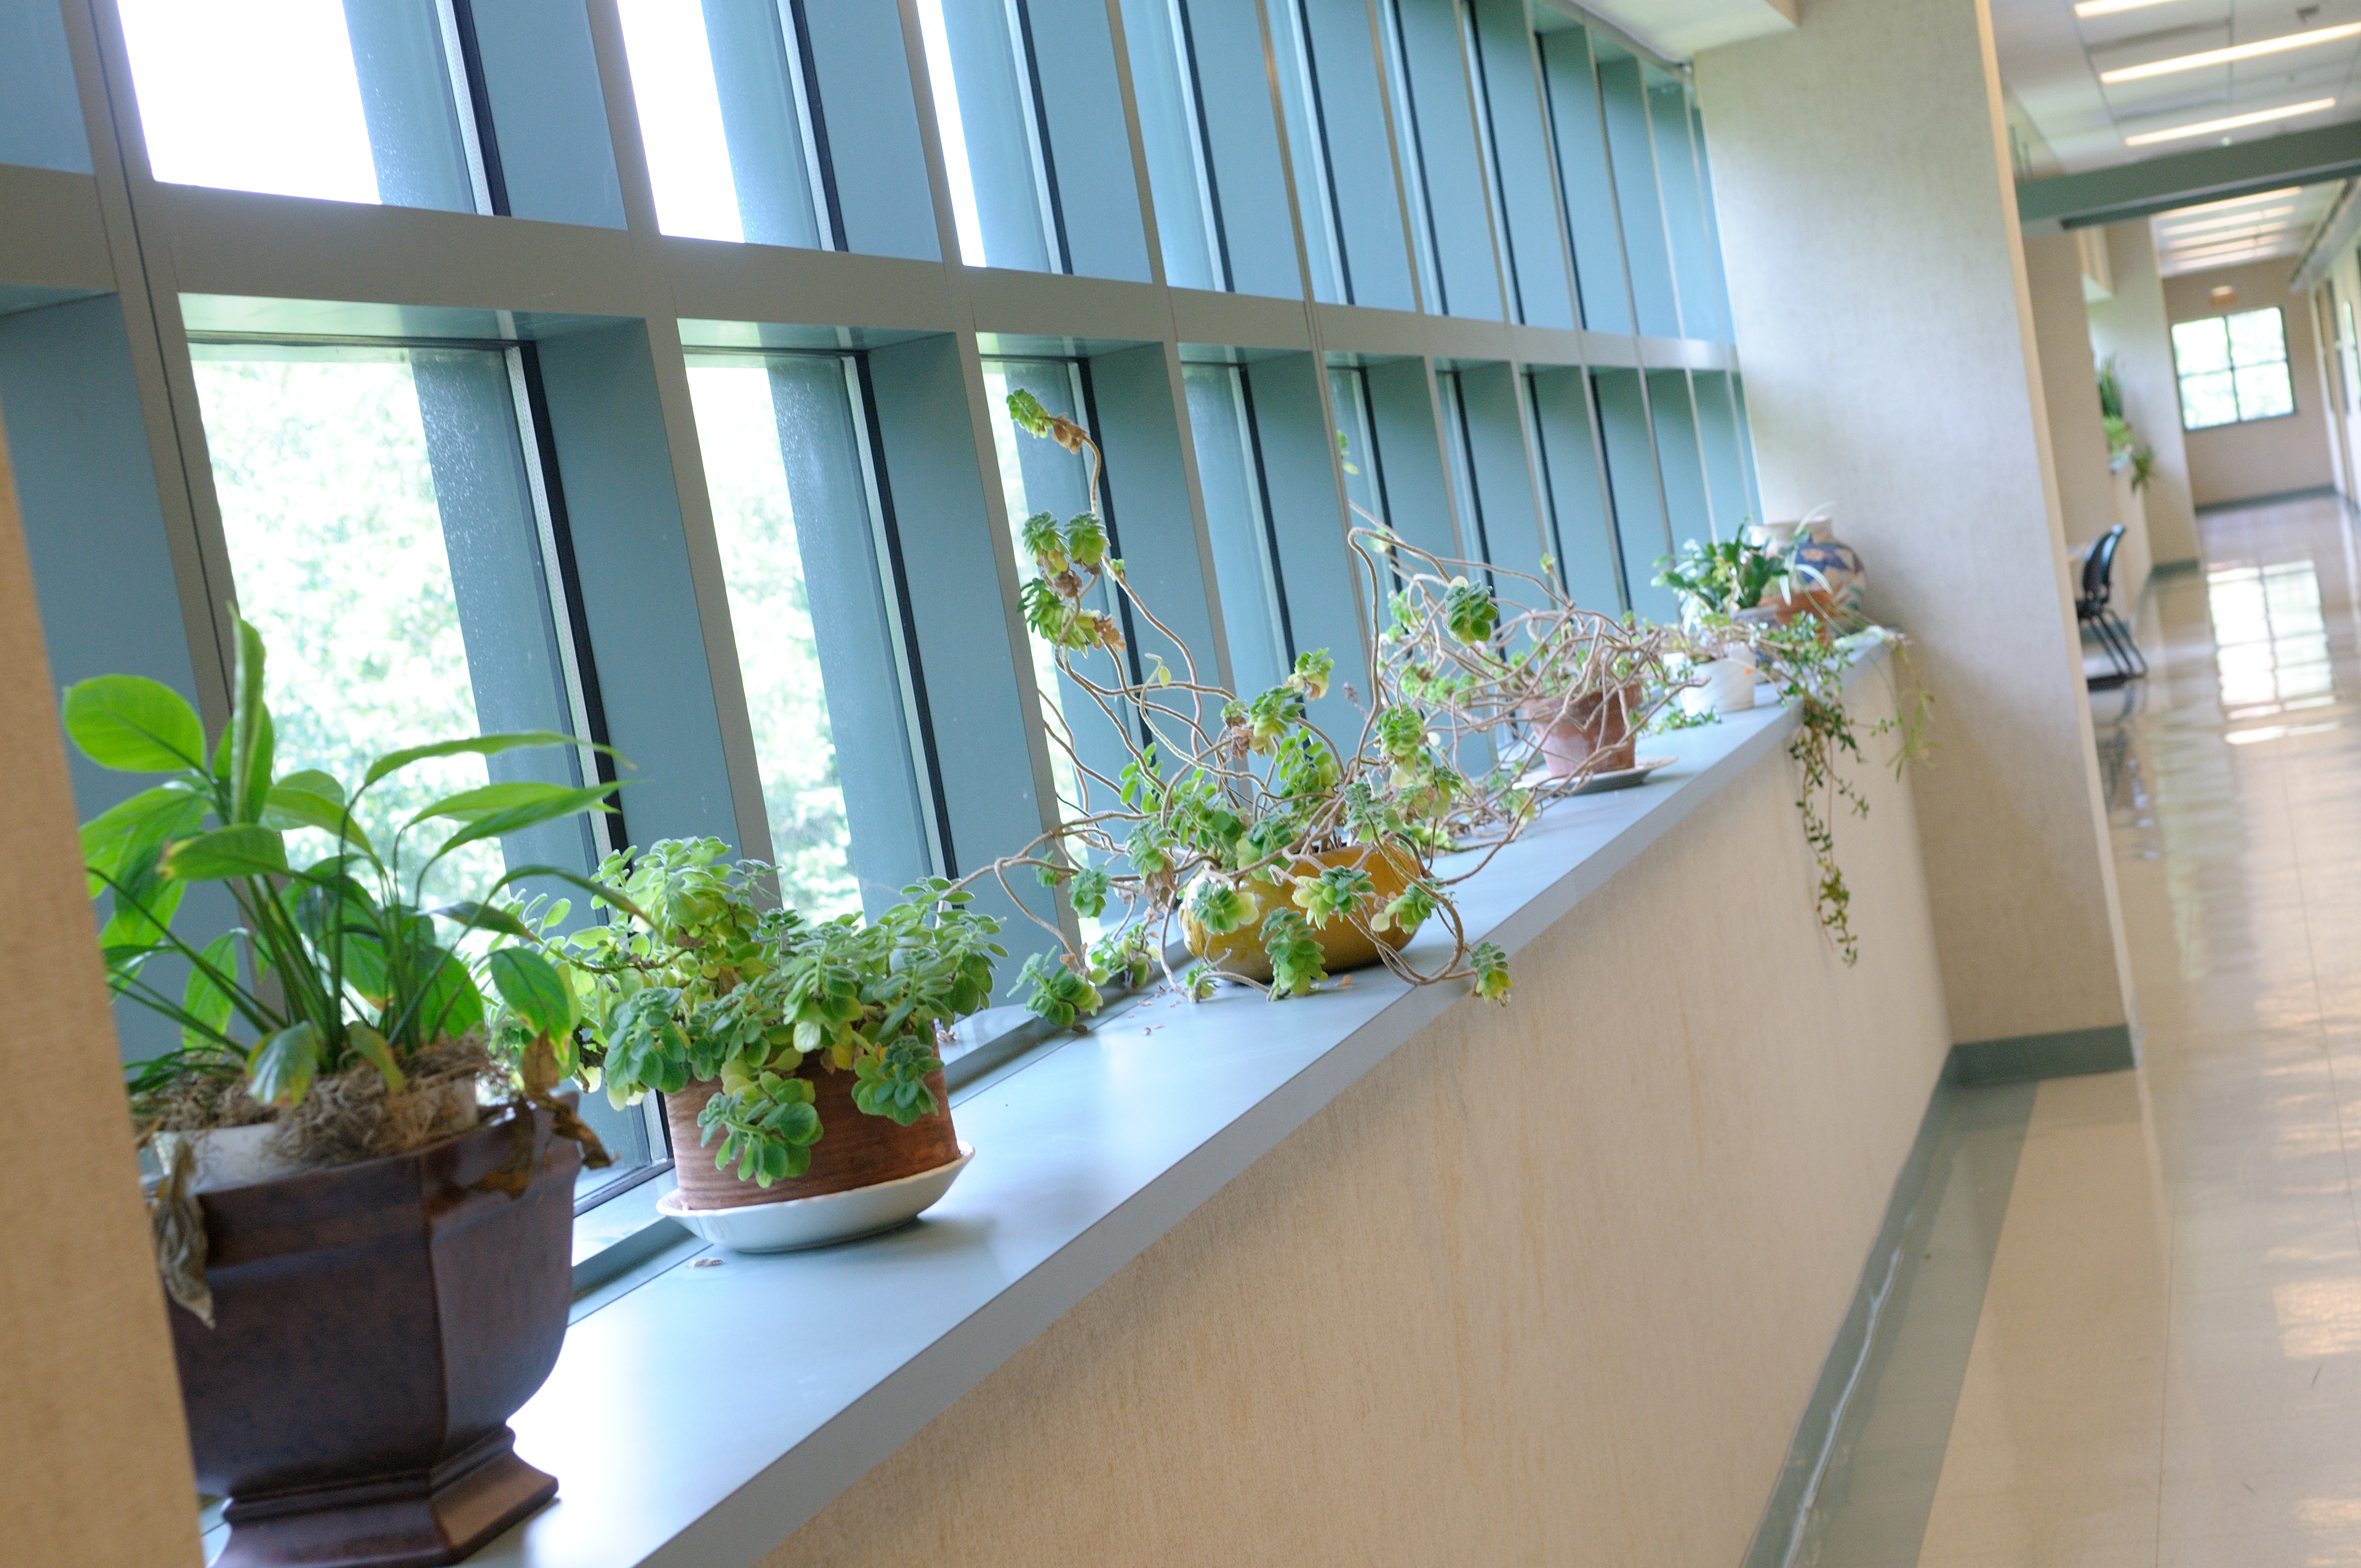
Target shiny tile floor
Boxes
[1796,493,2361,1567]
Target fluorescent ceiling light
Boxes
[2125,99,2339,146]
[2163,186,2304,218]
[2100,25,2361,85]
[2166,241,2295,264]
[2074,0,2184,15]
[2168,234,2295,260]
[2158,205,2294,236]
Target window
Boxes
[980,357,1130,831]
[117,0,487,211]
[1184,363,1293,696]
[15,0,1760,1271]
[687,353,935,917]
[617,0,834,248]
[187,339,657,1199]
[2173,308,2295,429]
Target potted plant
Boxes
[514,836,1002,1249]
[1365,529,1690,799]
[69,614,621,1567]
[982,390,1511,1014]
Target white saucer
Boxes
[658,1143,975,1254]
[1568,756,1675,794]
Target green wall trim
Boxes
[2015,121,2361,231]
[1946,1026,2135,1086]
[1743,1024,2141,1563]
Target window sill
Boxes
[208,677,1831,1568]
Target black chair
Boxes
[2077,525,2147,686]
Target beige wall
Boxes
[1693,0,2135,1048]
[2163,259,2337,508]
[2025,231,2143,595]
[0,416,204,1565]
[768,696,1953,1567]
[2090,222,2201,565]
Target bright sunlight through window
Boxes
[2172,308,2294,431]
[915,0,988,266]
[116,0,380,204]
[687,365,861,917]
[191,353,502,901]
[616,0,743,241]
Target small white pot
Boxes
[152,1123,309,1193]
[1683,658,1758,717]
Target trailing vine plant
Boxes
[977,389,1511,1017]
[1353,525,1695,840]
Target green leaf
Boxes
[411,778,618,827]
[346,1024,405,1093]
[61,676,208,774]
[229,617,273,823]
[159,824,289,883]
[361,731,594,791]
[181,933,241,1049]
[261,780,377,858]
[489,864,650,925]
[429,783,620,863]
[80,785,208,892]
[432,900,536,939]
[488,947,572,1039]
[413,949,485,1042]
[247,1019,324,1106]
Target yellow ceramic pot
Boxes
[1180,843,1426,983]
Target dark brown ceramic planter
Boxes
[665,1059,958,1211]
[171,1108,580,1568]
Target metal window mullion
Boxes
[1455,0,1518,324]
[780,0,846,250]
[1007,0,1073,272]
[1171,0,1233,290]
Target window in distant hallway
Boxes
[2173,307,2294,429]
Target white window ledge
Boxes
[205,678,1827,1568]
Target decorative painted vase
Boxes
[1752,507,1867,617]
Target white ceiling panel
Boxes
[1992,0,2361,173]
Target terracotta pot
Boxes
[664,1059,959,1212]
[172,1107,580,1568]
[1179,842,1424,983]
[1531,681,1640,776]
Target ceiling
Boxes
[1990,2,2361,273]
[1991,0,2361,175]
[2145,177,2345,271]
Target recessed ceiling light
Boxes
[2162,187,2305,219]
[2073,0,2185,15]
[2100,24,2361,85]
[2157,205,2295,236]
[2125,99,2339,146]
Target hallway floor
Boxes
[1796,493,2361,1566]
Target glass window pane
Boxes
[2172,318,2232,376]
[914,0,1057,270]
[2228,307,2287,368]
[1119,0,1221,291]
[688,365,859,914]
[118,0,478,211]
[1184,363,1291,696]
[2180,369,2239,429]
[189,344,652,1195]
[617,0,831,248]
[981,358,1123,835]
[2234,362,2294,421]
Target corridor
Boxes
[1800,493,2361,1566]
